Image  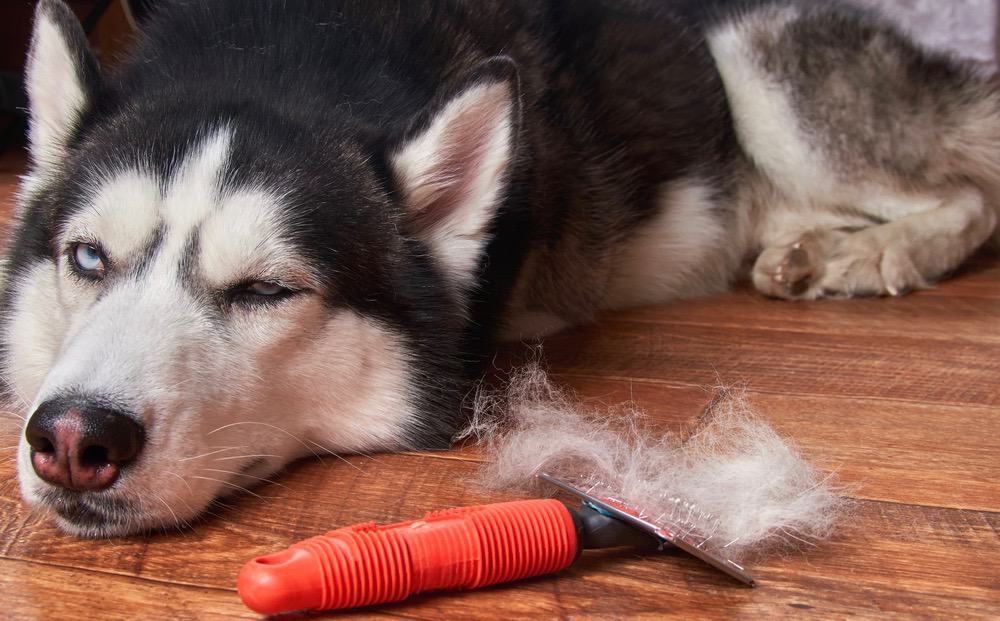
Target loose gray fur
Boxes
[462,362,844,562]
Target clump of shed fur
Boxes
[459,362,843,562]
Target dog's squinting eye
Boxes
[246,281,287,296]
[70,243,107,279]
[228,280,301,307]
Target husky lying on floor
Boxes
[3,0,997,536]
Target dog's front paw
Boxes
[754,229,930,300]
[817,230,932,298]
[752,233,831,299]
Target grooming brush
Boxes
[236,473,753,615]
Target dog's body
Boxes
[4,0,998,536]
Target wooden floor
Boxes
[1,151,998,620]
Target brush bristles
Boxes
[460,362,844,562]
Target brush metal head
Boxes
[539,472,756,587]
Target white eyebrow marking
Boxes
[149,128,233,279]
[60,169,160,261]
[200,187,317,289]
[162,128,232,233]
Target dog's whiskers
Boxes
[165,470,194,494]
[210,498,237,512]
[307,438,363,472]
[203,497,241,523]
[317,435,381,462]
[167,486,197,515]
[177,446,248,462]
[199,467,288,488]
[2,381,31,409]
[206,421,326,464]
[151,491,184,530]
[0,474,20,495]
[0,410,27,422]
[153,484,200,534]
[213,453,281,462]
[190,474,268,500]
[0,440,20,464]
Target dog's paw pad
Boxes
[753,240,823,299]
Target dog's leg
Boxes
[710,3,1000,301]
[753,186,997,299]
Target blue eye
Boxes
[71,243,106,277]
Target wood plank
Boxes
[543,376,1000,513]
[1,453,998,619]
[540,321,1000,407]
[607,284,1000,343]
[918,252,1000,300]
[0,558,256,621]
[423,372,1000,512]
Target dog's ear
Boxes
[390,57,521,289]
[25,0,101,172]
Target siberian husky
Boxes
[4,0,998,536]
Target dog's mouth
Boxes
[25,453,279,536]
[40,489,136,532]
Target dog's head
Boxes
[2,0,519,536]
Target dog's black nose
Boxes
[25,399,145,491]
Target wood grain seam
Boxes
[0,555,239,593]
[605,314,1000,344]
[551,371,1000,411]
[398,451,487,463]
[847,496,1000,518]
[0,556,502,620]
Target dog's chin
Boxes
[31,487,181,538]
[38,490,141,538]
[21,454,290,537]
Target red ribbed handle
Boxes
[237,499,578,614]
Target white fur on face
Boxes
[200,188,320,291]
[64,171,161,261]
[4,261,65,410]
[11,129,417,536]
